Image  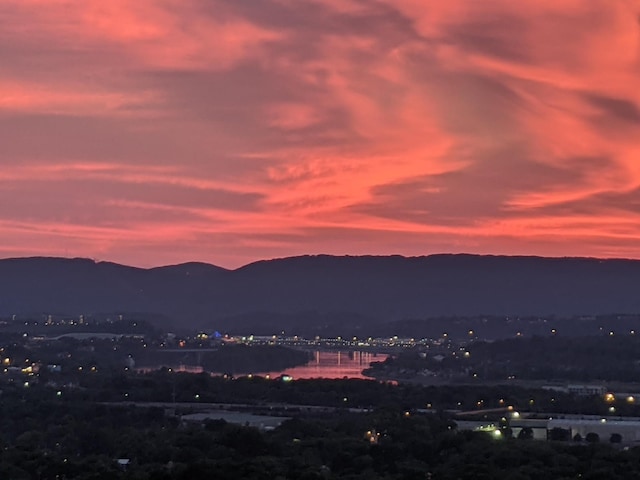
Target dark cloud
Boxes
[444,16,533,63]
[355,155,614,226]
[0,113,196,166]
[526,187,640,217]
[0,177,263,226]
[141,66,357,153]
[585,94,640,124]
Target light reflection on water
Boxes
[257,350,388,380]
[136,350,388,380]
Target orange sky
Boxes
[1,0,640,267]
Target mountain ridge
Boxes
[1,254,639,330]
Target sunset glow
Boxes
[2,0,640,267]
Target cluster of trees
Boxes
[2,335,311,379]
[370,334,640,383]
[544,429,622,444]
[23,368,638,419]
[3,384,640,479]
[373,314,640,341]
[466,334,640,382]
[135,344,312,375]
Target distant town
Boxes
[3,312,640,477]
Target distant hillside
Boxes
[0,254,639,331]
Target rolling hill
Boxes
[0,254,639,332]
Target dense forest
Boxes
[1,381,640,479]
[368,334,640,383]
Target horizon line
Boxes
[1,252,639,271]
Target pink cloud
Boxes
[0,0,639,267]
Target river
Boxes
[256,350,388,380]
[137,349,388,379]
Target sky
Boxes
[1,0,640,268]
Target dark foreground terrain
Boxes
[2,372,640,479]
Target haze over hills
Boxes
[0,254,639,333]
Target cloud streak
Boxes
[1,0,639,267]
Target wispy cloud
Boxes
[1,0,639,267]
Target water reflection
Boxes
[257,350,388,380]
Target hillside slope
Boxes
[0,254,638,330]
